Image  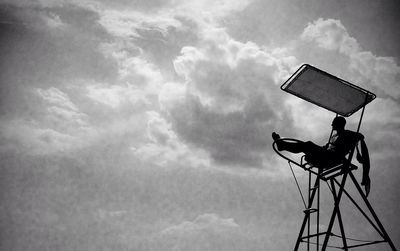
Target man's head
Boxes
[332,116,346,131]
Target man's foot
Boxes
[272,132,280,141]
[272,132,283,151]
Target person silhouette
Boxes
[272,116,371,196]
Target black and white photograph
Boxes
[0,0,399,250]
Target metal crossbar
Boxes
[288,161,307,209]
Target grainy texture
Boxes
[0,0,399,250]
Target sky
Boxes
[0,0,399,250]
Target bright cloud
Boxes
[301,18,361,55]
[302,18,400,99]
[37,87,79,112]
[161,27,296,167]
[36,87,89,130]
[98,9,182,38]
[161,213,239,235]
[89,0,297,168]
[86,84,149,108]
[43,12,64,28]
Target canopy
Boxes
[281,64,376,117]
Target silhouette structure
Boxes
[273,116,370,196]
[273,64,396,251]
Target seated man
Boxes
[273,116,371,196]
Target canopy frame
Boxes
[281,64,376,117]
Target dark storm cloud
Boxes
[0,2,118,116]
[168,94,275,166]
[0,3,116,83]
[133,24,199,73]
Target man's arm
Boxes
[357,139,371,196]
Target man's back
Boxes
[331,130,364,157]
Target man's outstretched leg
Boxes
[272,132,322,155]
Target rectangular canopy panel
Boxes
[281,64,376,117]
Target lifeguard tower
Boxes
[273,64,397,250]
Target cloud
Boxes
[154,213,252,251]
[160,28,296,168]
[36,87,89,131]
[87,0,292,168]
[98,9,182,38]
[161,213,239,235]
[0,151,292,251]
[0,1,118,107]
[0,87,93,155]
[301,18,360,55]
[360,97,400,162]
[289,19,400,186]
[37,87,79,112]
[86,83,149,108]
[0,1,169,156]
[96,38,165,108]
[95,0,253,74]
[2,2,400,250]
[133,111,210,167]
[301,18,400,100]
[97,0,252,40]
[93,0,173,12]
[0,119,79,155]
[42,12,64,28]
[350,53,400,99]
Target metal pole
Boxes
[332,178,384,237]
[294,177,320,250]
[356,104,365,133]
[316,171,320,251]
[330,179,348,250]
[321,172,348,250]
[307,171,311,251]
[349,172,397,250]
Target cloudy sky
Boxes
[0,0,399,250]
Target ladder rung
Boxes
[321,167,342,177]
[310,186,319,191]
[346,240,387,249]
[300,231,328,241]
[303,208,318,214]
[320,164,358,180]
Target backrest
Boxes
[331,130,362,158]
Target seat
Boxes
[272,137,358,181]
[304,157,358,181]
